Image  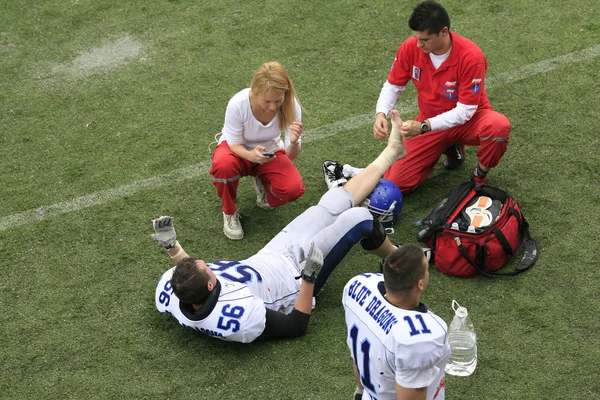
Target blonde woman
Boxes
[210,62,306,240]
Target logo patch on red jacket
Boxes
[412,65,421,81]
[470,78,482,93]
[443,81,457,99]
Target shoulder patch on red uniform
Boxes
[470,78,482,93]
[412,65,421,81]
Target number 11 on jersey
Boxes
[404,314,432,336]
[349,325,376,393]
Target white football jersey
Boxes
[343,273,450,400]
[222,251,302,314]
[155,252,302,343]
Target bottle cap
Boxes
[452,299,468,318]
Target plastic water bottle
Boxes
[445,300,477,376]
[451,222,459,230]
[467,225,476,233]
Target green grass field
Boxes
[2,0,599,399]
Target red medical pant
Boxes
[384,109,511,194]
[209,141,306,215]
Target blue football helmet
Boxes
[363,178,403,228]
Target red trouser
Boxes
[384,109,511,194]
[209,141,306,214]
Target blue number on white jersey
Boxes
[349,325,376,393]
[216,304,245,333]
[210,261,263,283]
[158,280,174,306]
[403,314,432,336]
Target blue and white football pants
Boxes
[263,187,374,295]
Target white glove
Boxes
[299,242,324,283]
[152,216,177,249]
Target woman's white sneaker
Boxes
[223,211,244,240]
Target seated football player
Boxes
[151,110,409,343]
[343,244,451,400]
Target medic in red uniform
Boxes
[373,1,510,193]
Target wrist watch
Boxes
[420,121,430,134]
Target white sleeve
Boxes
[221,98,246,145]
[427,102,478,131]
[375,81,406,116]
[394,339,444,389]
[215,294,268,343]
[155,268,175,313]
[284,97,303,148]
[236,297,268,343]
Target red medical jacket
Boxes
[387,32,492,121]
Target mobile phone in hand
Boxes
[261,151,275,157]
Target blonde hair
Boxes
[250,61,302,131]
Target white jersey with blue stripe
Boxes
[156,269,266,343]
[343,273,450,400]
[155,252,302,343]
[222,251,303,314]
[155,187,375,343]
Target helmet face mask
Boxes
[363,198,397,225]
[362,179,403,228]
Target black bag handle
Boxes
[492,228,514,256]
[456,240,497,278]
[457,215,538,277]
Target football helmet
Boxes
[363,178,403,228]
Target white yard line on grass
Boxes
[2,44,600,232]
[51,35,144,78]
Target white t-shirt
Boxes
[219,88,302,152]
[343,273,451,400]
[156,251,302,343]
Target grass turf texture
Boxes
[2,0,599,399]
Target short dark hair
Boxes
[383,244,427,293]
[171,257,212,305]
[408,1,451,34]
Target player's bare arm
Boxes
[352,363,365,400]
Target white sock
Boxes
[342,164,364,178]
